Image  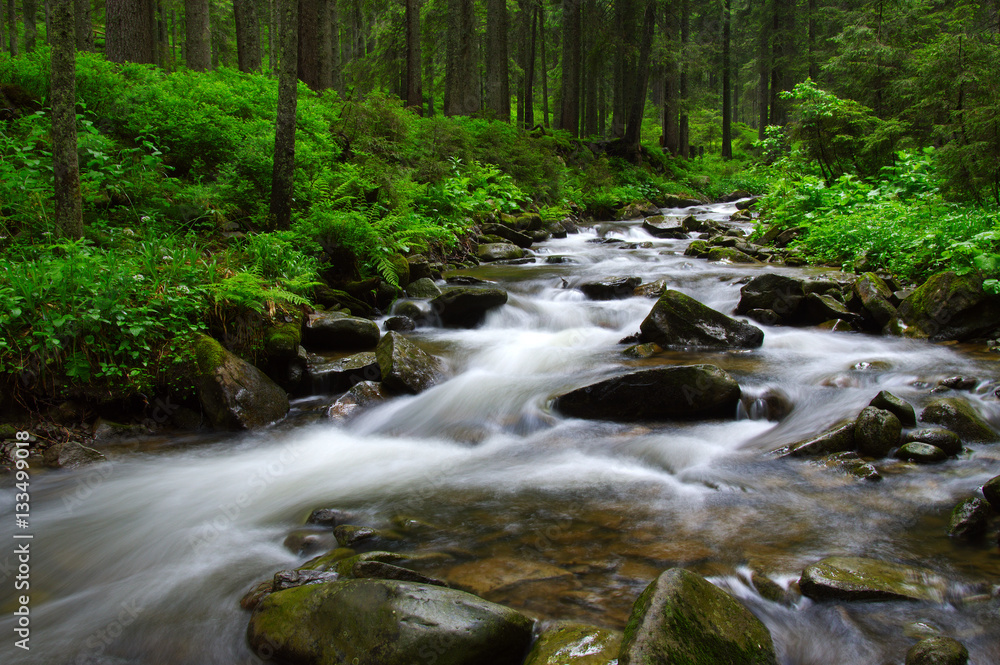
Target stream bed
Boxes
[3,201,1000,664]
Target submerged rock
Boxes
[905,637,969,665]
[524,622,622,665]
[375,332,448,394]
[553,365,741,422]
[784,421,856,457]
[920,398,997,443]
[948,497,990,541]
[191,335,289,430]
[247,579,534,665]
[42,441,107,469]
[799,556,946,602]
[618,568,777,665]
[639,290,764,349]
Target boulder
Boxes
[247,579,534,665]
[619,201,661,219]
[734,274,806,323]
[406,255,434,282]
[982,475,1000,510]
[821,452,882,482]
[375,332,448,394]
[854,407,902,458]
[681,215,715,233]
[405,278,442,299]
[948,497,990,541]
[885,271,1000,341]
[639,290,764,349]
[326,381,391,421]
[895,442,947,464]
[482,223,534,249]
[305,312,381,351]
[618,568,777,665]
[706,247,762,264]
[524,622,622,665]
[642,220,688,239]
[869,391,916,427]
[553,364,741,422]
[429,287,509,327]
[799,556,946,602]
[634,279,668,298]
[191,335,289,430]
[802,293,863,327]
[478,243,525,262]
[684,240,710,258]
[852,272,897,328]
[308,352,381,393]
[905,637,969,665]
[580,277,642,300]
[42,441,107,469]
[384,315,416,332]
[351,560,448,588]
[784,421,856,457]
[920,398,996,443]
[313,285,376,318]
[264,321,302,362]
[902,428,962,456]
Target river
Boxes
[2,200,999,664]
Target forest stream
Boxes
[3,200,1000,665]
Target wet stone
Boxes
[902,428,962,456]
[525,622,622,665]
[895,442,948,464]
[905,637,970,665]
[920,398,997,443]
[854,407,902,458]
[948,497,990,541]
[799,556,946,602]
[981,475,1000,510]
[869,390,917,427]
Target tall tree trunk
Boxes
[539,2,549,127]
[235,0,262,72]
[757,0,770,140]
[73,0,92,50]
[405,0,422,111]
[424,41,434,115]
[107,0,156,63]
[622,0,654,157]
[807,0,817,80]
[559,0,580,136]
[51,0,82,239]
[581,0,597,136]
[185,0,211,70]
[317,0,334,88]
[268,0,277,73]
[271,0,298,230]
[23,0,37,51]
[662,1,679,154]
[678,0,689,158]
[484,0,509,120]
[523,2,537,128]
[297,0,320,89]
[6,0,16,54]
[330,0,342,93]
[721,0,732,159]
[0,2,5,57]
[444,0,478,115]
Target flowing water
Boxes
[3,201,1000,664]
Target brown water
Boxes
[3,201,1000,665]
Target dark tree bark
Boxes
[539,1,549,127]
[559,0,581,136]
[662,0,679,154]
[622,0,655,157]
[679,0,689,157]
[405,0,422,111]
[444,0,478,116]
[722,0,732,159]
[0,2,5,56]
[24,0,37,51]
[268,0,277,73]
[235,0,262,72]
[330,0,343,93]
[581,0,597,136]
[270,0,298,230]
[523,2,537,128]
[6,0,15,55]
[185,0,211,70]
[317,0,334,89]
[424,40,434,115]
[484,0,509,120]
[297,0,320,89]
[51,0,82,239]
[72,0,92,50]
[107,0,156,63]
[807,0,817,80]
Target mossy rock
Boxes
[314,285,375,318]
[869,390,916,427]
[903,428,961,456]
[799,556,946,602]
[191,335,289,430]
[783,420,856,457]
[386,253,410,287]
[619,568,777,665]
[264,321,302,361]
[430,287,509,328]
[948,497,990,541]
[735,273,806,323]
[684,240,710,258]
[852,272,897,328]
[854,406,902,458]
[920,398,996,443]
[905,637,969,665]
[885,271,1000,341]
[706,247,762,264]
[478,243,526,262]
[246,579,534,665]
[375,332,448,394]
[982,475,1000,510]
[525,622,622,665]
[304,312,381,351]
[639,290,764,349]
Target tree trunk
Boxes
[297,0,320,89]
[559,0,580,136]
[539,1,549,127]
[581,0,597,136]
[424,41,434,115]
[268,0,277,73]
[235,0,262,72]
[662,1,679,154]
[107,0,156,63]
[721,0,732,159]
[24,0,37,51]
[185,0,211,70]
[523,2,537,128]
[270,0,298,230]
[484,0,509,120]
[6,0,15,54]
[51,0,82,239]
[317,0,334,88]
[330,0,343,92]
[757,0,770,139]
[405,0,422,112]
[678,0,689,158]
[444,0,478,116]
[622,0,654,157]
[73,0,92,50]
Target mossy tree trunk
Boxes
[51,0,82,239]
[484,0,509,121]
[234,0,261,72]
[185,0,211,70]
[270,0,298,229]
[559,0,580,136]
[23,0,37,51]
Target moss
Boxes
[191,335,228,376]
[264,321,302,360]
